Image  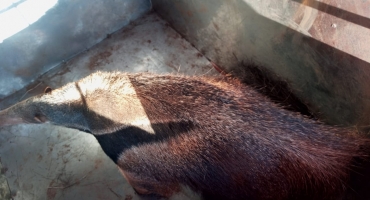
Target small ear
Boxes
[44,87,52,94]
[34,113,48,123]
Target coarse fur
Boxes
[232,62,314,117]
[0,71,368,200]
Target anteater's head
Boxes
[0,72,154,135]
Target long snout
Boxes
[0,108,25,127]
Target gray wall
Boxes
[0,0,151,99]
[152,0,370,130]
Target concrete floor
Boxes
[0,12,218,200]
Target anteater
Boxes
[0,71,368,200]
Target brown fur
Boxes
[0,72,368,200]
[115,73,368,200]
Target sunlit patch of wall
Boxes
[0,0,58,43]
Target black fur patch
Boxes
[94,121,195,163]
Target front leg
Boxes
[119,168,180,198]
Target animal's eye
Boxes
[34,113,48,123]
[44,87,52,94]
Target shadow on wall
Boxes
[152,0,370,132]
[292,0,370,29]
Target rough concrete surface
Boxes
[0,161,11,200]
[0,13,218,200]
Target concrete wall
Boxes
[152,0,370,130]
[0,0,151,99]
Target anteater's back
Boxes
[110,73,367,200]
